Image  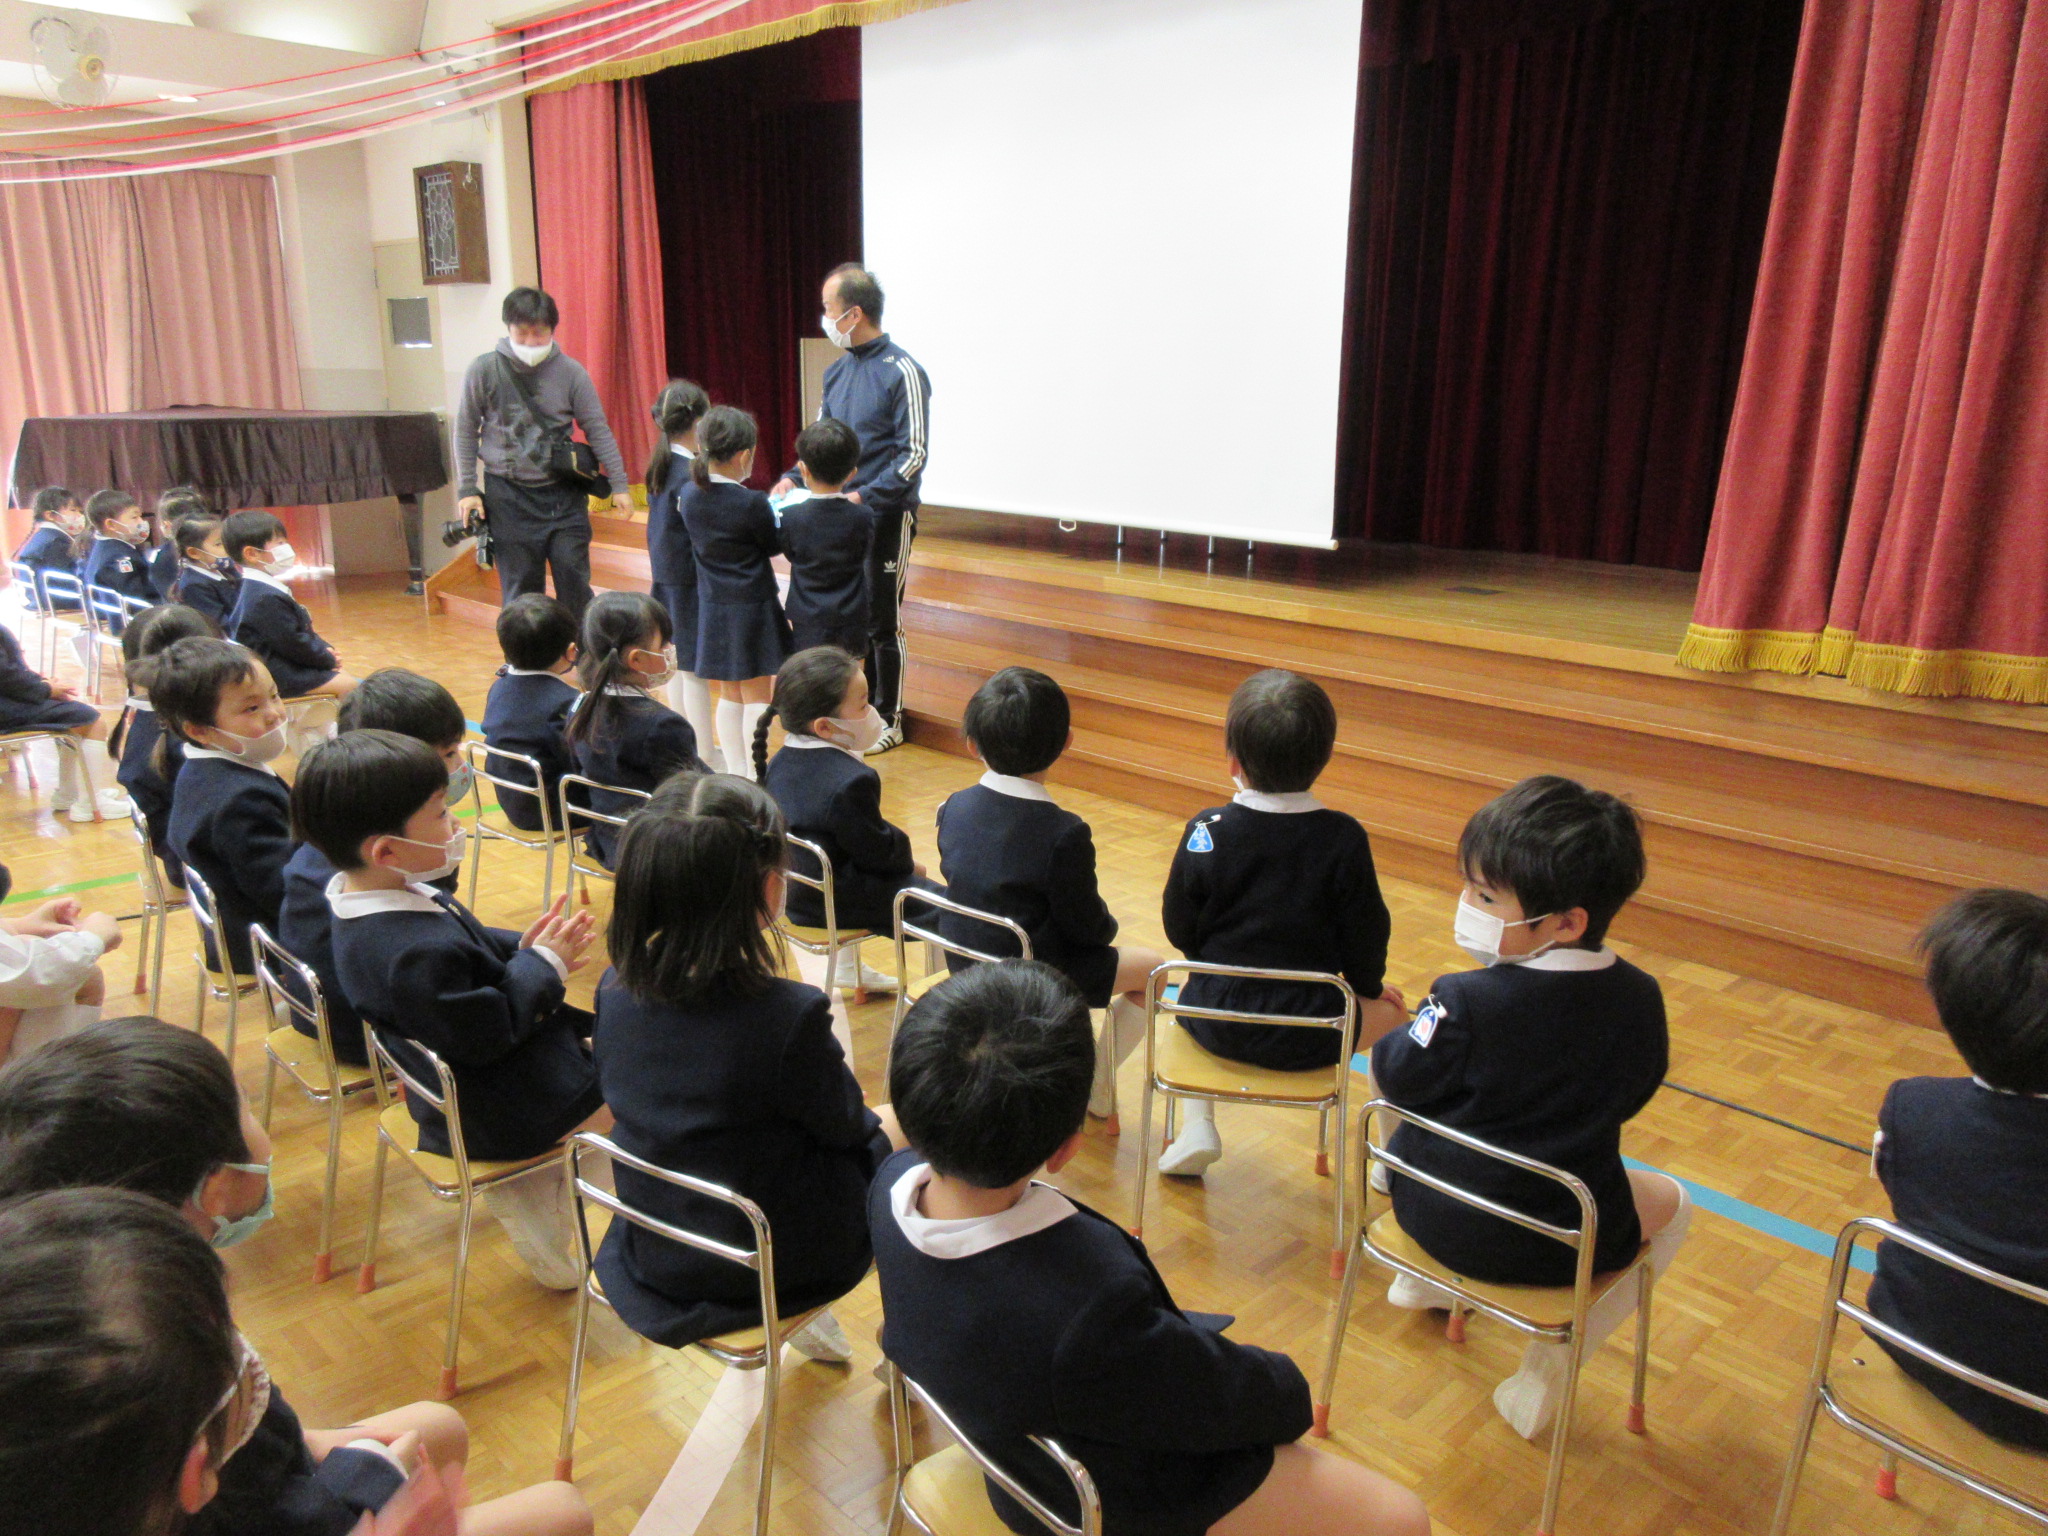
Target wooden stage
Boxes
[436,504,2048,1027]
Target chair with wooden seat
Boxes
[883,1361,1101,1536]
[1315,1100,1657,1536]
[555,1132,834,1535]
[1769,1215,2048,1534]
[355,1023,570,1399]
[460,739,571,911]
[1131,961,1359,1277]
[779,833,876,1004]
[181,864,259,1067]
[124,803,176,1013]
[557,771,650,907]
[889,886,1034,1039]
[249,922,374,1283]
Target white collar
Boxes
[1513,946,1619,972]
[241,569,292,594]
[783,730,863,763]
[1231,788,1324,814]
[978,770,1052,803]
[181,745,279,776]
[92,532,131,544]
[709,472,747,486]
[325,872,445,919]
[125,696,151,711]
[602,683,652,699]
[1974,1076,2048,1100]
[505,667,574,681]
[180,561,222,580]
[670,444,695,459]
[802,490,849,502]
[889,1162,1075,1259]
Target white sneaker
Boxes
[1158,1117,1223,1177]
[1493,1342,1572,1440]
[831,956,899,994]
[863,724,904,755]
[787,1308,852,1363]
[1369,1160,1393,1195]
[67,786,133,823]
[1386,1272,1458,1311]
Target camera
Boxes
[439,508,483,549]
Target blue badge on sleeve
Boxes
[1185,818,1216,853]
[1409,995,1445,1048]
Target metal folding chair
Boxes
[461,740,571,912]
[0,725,98,816]
[779,833,878,1004]
[555,1133,834,1533]
[884,1363,1102,1536]
[6,561,49,671]
[1316,1100,1657,1536]
[1769,1216,2048,1533]
[181,864,259,1067]
[557,771,649,908]
[124,803,175,1012]
[889,886,1033,1040]
[356,1023,570,1398]
[31,569,87,681]
[1132,961,1358,1277]
[250,923,374,1284]
[82,582,127,701]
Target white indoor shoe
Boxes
[1158,1117,1223,1178]
[61,785,133,823]
[483,1177,582,1291]
[1493,1343,1572,1440]
[787,1308,853,1363]
[829,954,899,994]
[1386,1272,1458,1311]
[863,724,904,755]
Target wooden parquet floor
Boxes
[2,579,2038,1536]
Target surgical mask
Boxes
[209,723,288,765]
[445,759,476,805]
[510,339,554,367]
[636,645,677,690]
[824,704,885,754]
[201,1162,275,1248]
[121,521,149,544]
[261,542,297,574]
[821,310,853,349]
[57,511,83,533]
[390,827,467,883]
[1453,893,1555,967]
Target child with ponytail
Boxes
[756,646,926,992]
[643,379,720,767]
[681,405,788,778]
[562,591,705,869]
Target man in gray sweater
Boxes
[455,286,632,621]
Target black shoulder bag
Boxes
[495,354,614,500]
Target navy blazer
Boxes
[81,535,155,622]
[114,704,182,874]
[778,493,875,646]
[13,523,78,608]
[481,669,580,832]
[277,845,370,1067]
[567,691,703,867]
[172,564,242,630]
[167,753,295,975]
[229,577,337,696]
[187,1386,406,1536]
[330,884,600,1160]
[870,1149,1309,1536]
[763,741,914,931]
[592,974,888,1346]
[682,479,780,605]
[645,454,697,592]
[147,540,182,600]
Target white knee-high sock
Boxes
[668,673,718,771]
[79,736,115,795]
[713,699,744,777]
[53,737,80,800]
[739,703,769,780]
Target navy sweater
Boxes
[481,669,581,833]
[763,741,916,932]
[782,335,931,519]
[566,691,702,867]
[778,493,875,648]
[229,576,337,696]
[870,1149,1307,1536]
[172,563,242,629]
[166,754,295,975]
[592,974,888,1347]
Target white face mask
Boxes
[824,704,885,754]
[261,542,297,574]
[389,827,466,884]
[634,645,677,691]
[509,338,555,367]
[208,723,288,766]
[1453,893,1555,967]
[820,310,853,349]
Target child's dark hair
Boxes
[149,638,264,771]
[565,590,672,749]
[1457,774,1645,947]
[1918,889,2048,1094]
[220,509,285,565]
[497,593,578,673]
[0,1016,250,1204]
[645,378,711,496]
[888,962,1094,1187]
[0,1187,237,1536]
[1226,668,1337,794]
[962,666,1070,777]
[503,285,559,328]
[753,646,863,780]
[690,404,759,489]
[291,729,450,870]
[85,487,138,529]
[156,485,209,523]
[795,417,860,487]
[338,667,465,749]
[172,513,223,561]
[30,485,75,519]
[610,773,788,1006]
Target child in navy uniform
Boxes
[299,730,607,1288]
[157,638,295,976]
[13,485,84,611]
[682,405,788,778]
[223,510,358,701]
[150,487,208,599]
[1370,774,1690,1440]
[563,591,704,869]
[872,962,1430,1536]
[79,489,156,619]
[169,513,242,629]
[0,618,133,823]
[593,773,899,1361]
[1159,670,1404,1176]
[756,646,923,993]
[935,666,1161,1119]
[481,594,582,833]
[778,417,876,655]
[642,379,719,766]
[110,604,217,883]
[1867,888,2048,1449]
[278,670,469,1069]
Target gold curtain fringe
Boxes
[1675,625,1821,675]
[1679,624,2048,704]
[528,0,972,94]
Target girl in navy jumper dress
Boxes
[682,406,788,779]
[643,379,720,768]
[168,514,243,630]
[563,591,705,869]
[0,620,132,823]
[592,772,898,1359]
[108,604,218,889]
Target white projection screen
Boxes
[861,0,1363,547]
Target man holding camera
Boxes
[454,286,632,621]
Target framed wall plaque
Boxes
[413,162,490,286]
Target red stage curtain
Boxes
[529,78,669,484]
[1338,0,1802,567]
[1681,0,2048,702]
[641,28,860,488]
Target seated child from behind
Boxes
[873,962,1429,1536]
[1370,774,1690,1441]
[222,510,357,701]
[778,418,876,655]
[481,593,581,833]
